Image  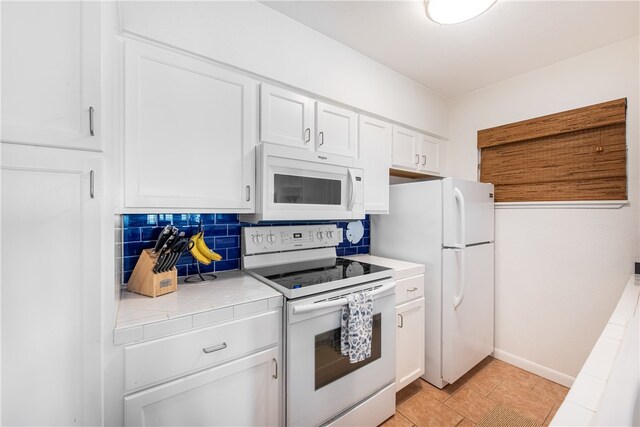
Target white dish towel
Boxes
[340,291,374,363]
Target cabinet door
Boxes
[1,1,101,151]
[396,298,425,392]
[391,126,419,170]
[123,41,256,211]
[1,145,101,426]
[316,102,358,158]
[124,347,280,427]
[419,135,442,175]
[260,84,315,149]
[359,115,392,214]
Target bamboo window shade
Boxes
[478,98,627,202]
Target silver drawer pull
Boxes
[202,343,227,354]
[408,287,418,292]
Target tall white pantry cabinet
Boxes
[1,2,104,425]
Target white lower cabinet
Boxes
[124,347,280,427]
[123,309,282,427]
[395,274,425,391]
[1,144,102,425]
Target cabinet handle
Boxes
[89,106,95,136]
[246,185,251,201]
[408,287,418,292]
[319,131,324,146]
[272,358,278,379]
[203,342,227,354]
[422,155,427,165]
[398,314,404,328]
[304,128,311,143]
[90,170,95,198]
[414,154,419,164]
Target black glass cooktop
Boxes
[249,257,392,291]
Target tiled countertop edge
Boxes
[114,295,283,346]
[550,275,640,425]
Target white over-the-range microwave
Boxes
[241,143,364,223]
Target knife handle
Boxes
[152,254,164,274]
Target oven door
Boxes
[258,143,364,221]
[286,280,396,427]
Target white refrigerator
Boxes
[372,177,494,388]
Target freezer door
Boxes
[443,178,494,247]
[442,243,494,385]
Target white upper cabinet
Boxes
[122,41,257,212]
[1,1,101,151]
[359,115,392,214]
[391,125,444,176]
[419,134,441,174]
[391,127,420,170]
[259,85,358,159]
[316,102,358,158]
[260,84,315,149]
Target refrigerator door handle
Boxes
[453,187,466,248]
[453,249,465,310]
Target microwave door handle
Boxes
[348,168,356,210]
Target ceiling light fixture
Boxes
[425,0,497,25]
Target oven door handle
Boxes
[292,282,395,314]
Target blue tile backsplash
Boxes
[121,214,370,283]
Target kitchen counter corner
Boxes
[345,254,425,280]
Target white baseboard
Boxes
[492,348,575,388]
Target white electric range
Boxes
[242,224,396,427]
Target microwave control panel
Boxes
[242,224,342,255]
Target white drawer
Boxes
[395,274,424,305]
[125,309,280,392]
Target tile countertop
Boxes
[345,254,425,279]
[550,274,640,426]
[114,270,282,346]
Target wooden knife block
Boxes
[127,249,178,297]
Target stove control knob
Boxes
[252,235,259,244]
[267,233,276,244]
[326,230,334,239]
[316,231,323,240]
[257,234,264,244]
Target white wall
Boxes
[447,36,639,381]
[117,0,448,138]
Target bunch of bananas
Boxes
[189,231,223,265]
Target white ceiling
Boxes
[261,1,640,98]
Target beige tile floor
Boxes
[381,357,569,427]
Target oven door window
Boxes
[274,174,341,205]
[314,314,381,390]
